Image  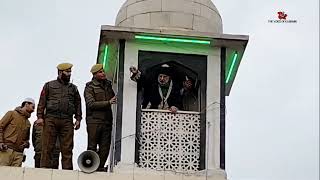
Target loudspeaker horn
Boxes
[77,150,100,173]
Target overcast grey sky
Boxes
[0,0,318,180]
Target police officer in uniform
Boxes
[84,64,116,171]
[32,124,60,168]
[35,63,82,170]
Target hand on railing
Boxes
[169,106,178,113]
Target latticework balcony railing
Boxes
[139,109,200,172]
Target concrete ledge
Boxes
[0,166,23,180]
[52,169,79,180]
[0,166,227,180]
[24,168,52,180]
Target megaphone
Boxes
[78,150,100,173]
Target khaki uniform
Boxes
[32,125,60,168]
[37,78,82,170]
[84,78,115,170]
[0,107,31,167]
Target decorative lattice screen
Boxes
[139,109,200,172]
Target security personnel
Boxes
[84,64,116,171]
[0,98,35,167]
[32,124,60,168]
[34,63,82,170]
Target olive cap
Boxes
[90,64,104,74]
[57,63,73,71]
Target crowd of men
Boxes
[0,62,198,170]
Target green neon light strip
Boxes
[103,44,109,70]
[226,52,238,84]
[135,35,210,45]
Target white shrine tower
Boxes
[97,0,249,179]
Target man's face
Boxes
[26,103,35,113]
[183,80,193,90]
[60,69,72,82]
[158,74,170,86]
[94,69,106,80]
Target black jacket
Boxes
[137,75,182,110]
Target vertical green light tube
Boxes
[103,44,109,70]
[226,52,238,84]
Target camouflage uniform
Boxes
[84,78,115,171]
[37,78,82,170]
[32,125,60,168]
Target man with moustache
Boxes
[34,63,82,170]
[0,98,35,167]
[84,64,116,171]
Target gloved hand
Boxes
[0,143,8,151]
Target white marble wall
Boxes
[115,0,223,34]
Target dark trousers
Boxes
[34,139,60,168]
[41,117,74,170]
[87,123,112,170]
